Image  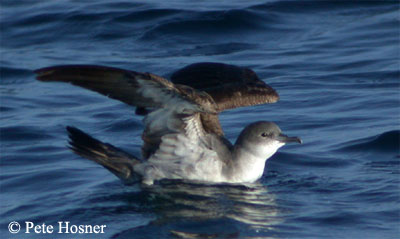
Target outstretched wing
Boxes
[35,65,216,114]
[170,62,279,112]
[35,65,220,159]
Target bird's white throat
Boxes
[230,140,284,183]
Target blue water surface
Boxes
[1,1,399,238]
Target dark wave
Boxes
[114,8,181,23]
[0,126,55,142]
[139,9,274,41]
[271,152,352,169]
[338,130,400,153]
[250,0,397,12]
[0,66,32,81]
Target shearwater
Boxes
[35,62,301,185]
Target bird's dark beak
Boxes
[277,134,302,144]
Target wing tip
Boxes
[269,88,280,103]
[34,64,132,82]
[65,126,141,183]
[34,67,55,81]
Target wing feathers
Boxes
[35,65,216,114]
[66,126,140,183]
[171,62,279,111]
[36,65,144,106]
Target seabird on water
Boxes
[35,62,301,185]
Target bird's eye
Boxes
[261,132,269,137]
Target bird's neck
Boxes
[228,143,277,183]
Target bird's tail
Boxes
[66,126,141,184]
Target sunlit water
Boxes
[1,1,399,238]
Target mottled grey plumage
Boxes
[35,62,301,185]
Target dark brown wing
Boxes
[35,64,223,159]
[36,65,142,106]
[35,65,216,114]
[170,62,279,112]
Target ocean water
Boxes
[1,0,399,238]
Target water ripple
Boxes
[338,130,400,153]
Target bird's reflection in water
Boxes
[122,180,283,238]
